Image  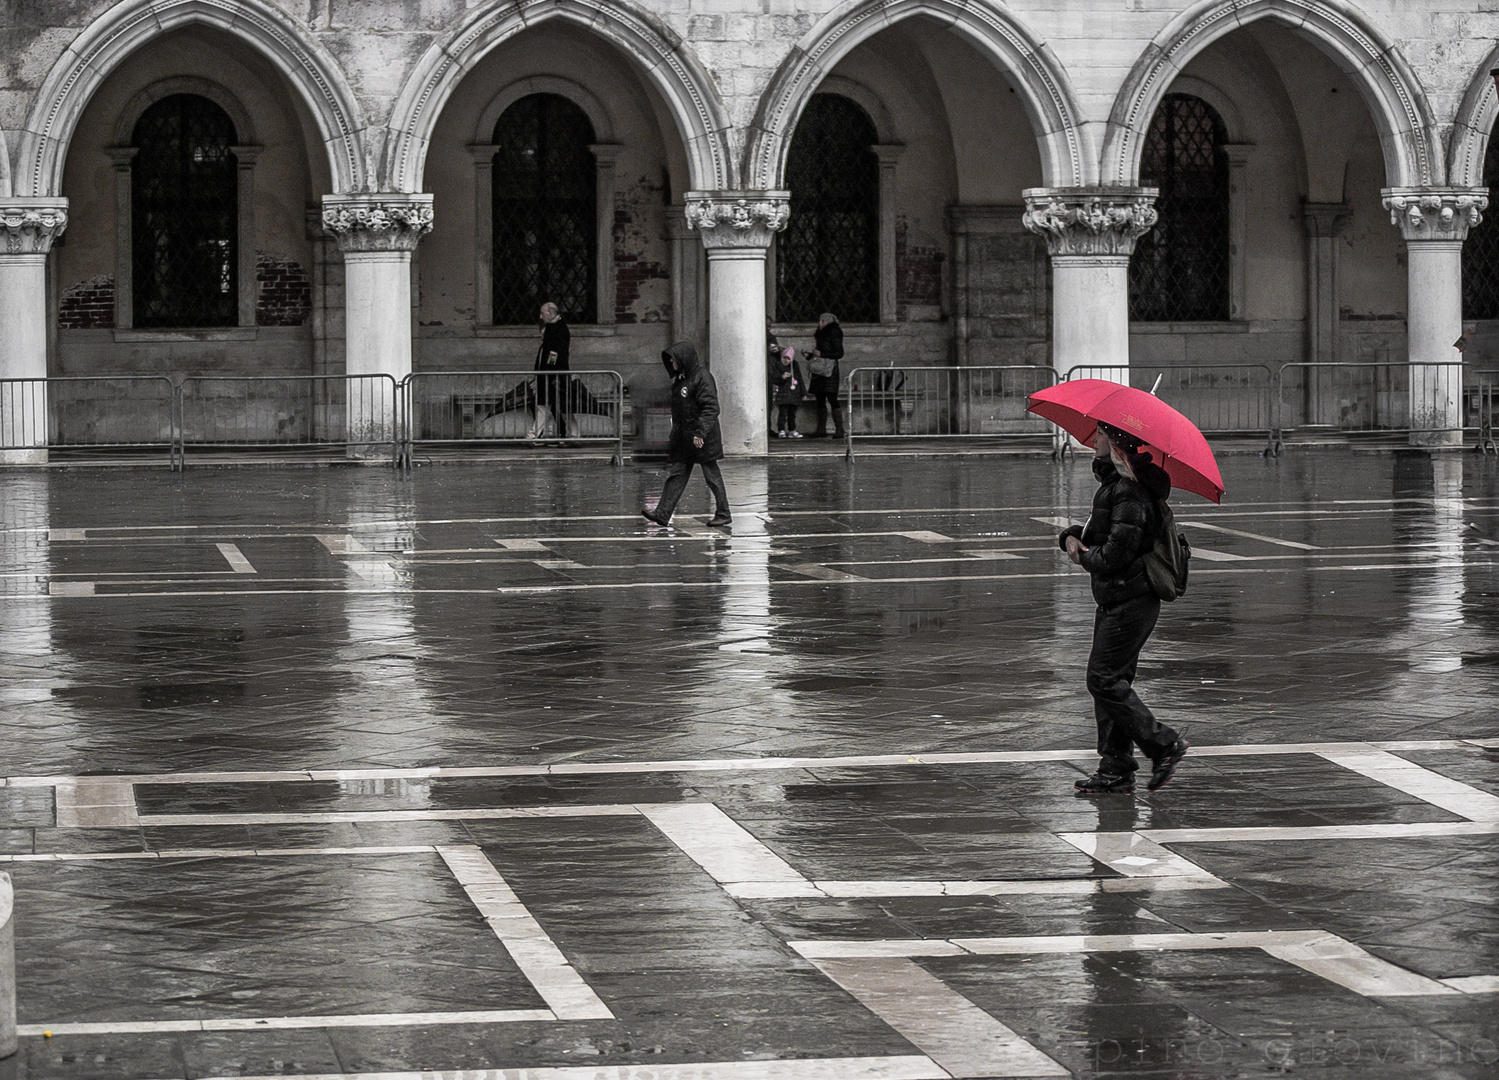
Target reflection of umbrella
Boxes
[1028,379,1225,503]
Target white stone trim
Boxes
[1448,51,1499,189]
[684,192,790,252]
[322,195,435,255]
[112,76,256,147]
[1103,0,1440,189]
[17,0,365,198]
[474,76,616,145]
[0,198,68,256]
[1381,187,1488,243]
[744,0,1088,190]
[383,0,733,194]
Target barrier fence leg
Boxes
[0,872,14,1058]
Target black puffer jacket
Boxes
[1059,457,1169,606]
[662,340,723,463]
[810,321,844,389]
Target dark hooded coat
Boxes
[810,321,844,390]
[535,319,570,371]
[662,341,723,462]
[1059,455,1172,606]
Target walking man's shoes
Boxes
[1147,739,1190,791]
[707,514,732,529]
[1073,772,1136,795]
[642,508,669,527]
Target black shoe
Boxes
[642,508,669,527]
[1147,739,1189,791]
[707,515,732,529]
[1073,772,1136,795]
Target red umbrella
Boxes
[1027,379,1225,503]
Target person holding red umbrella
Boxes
[1060,421,1189,794]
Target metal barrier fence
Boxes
[402,370,625,466]
[179,374,401,466]
[1271,362,1468,453]
[0,376,178,464]
[844,366,1056,460]
[1064,365,1274,436]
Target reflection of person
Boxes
[643,341,731,529]
[770,345,803,438]
[531,301,571,438]
[808,312,845,438]
[1060,422,1188,794]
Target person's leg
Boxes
[653,460,694,521]
[814,388,829,436]
[1087,593,1179,774]
[701,461,731,522]
[829,386,846,437]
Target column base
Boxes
[0,449,48,467]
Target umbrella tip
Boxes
[1149,373,1163,396]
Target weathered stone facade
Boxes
[1,0,1496,452]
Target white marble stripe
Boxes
[193,1057,950,1080]
[1176,521,1319,549]
[54,778,138,828]
[0,846,441,862]
[1140,822,1499,843]
[637,803,818,891]
[437,846,613,1021]
[17,1009,556,1036]
[811,958,1068,1078]
[1314,750,1499,822]
[215,542,256,573]
[1259,938,1459,997]
[729,878,1229,899]
[7,738,1486,788]
[136,805,639,827]
[1056,832,1221,880]
[47,528,86,541]
[1441,975,1499,993]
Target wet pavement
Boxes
[0,450,1495,1079]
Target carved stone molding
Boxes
[1021,187,1158,257]
[321,194,434,254]
[684,192,790,251]
[0,198,68,255]
[1381,188,1488,242]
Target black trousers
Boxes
[812,385,844,436]
[655,459,730,521]
[1087,592,1179,776]
[776,404,798,432]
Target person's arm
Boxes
[1079,498,1150,577]
[1057,524,1083,551]
[693,372,720,441]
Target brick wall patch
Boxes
[59,275,115,329]
[255,252,312,327]
[896,219,944,321]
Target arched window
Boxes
[1130,93,1230,322]
[1463,134,1499,319]
[778,93,879,323]
[131,94,239,328]
[491,94,597,325]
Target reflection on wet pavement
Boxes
[0,451,1495,1078]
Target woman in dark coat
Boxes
[532,301,571,438]
[643,341,731,529]
[1060,422,1189,794]
[808,312,845,438]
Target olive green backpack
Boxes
[1145,500,1191,602]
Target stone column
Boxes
[590,144,621,325]
[685,192,790,457]
[1302,203,1350,365]
[1223,145,1252,321]
[874,145,903,324]
[469,145,497,327]
[321,194,433,452]
[665,207,708,348]
[1022,187,1157,382]
[0,199,68,464]
[230,145,262,327]
[1382,188,1488,447]
[107,148,137,329]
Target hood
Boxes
[662,340,699,378]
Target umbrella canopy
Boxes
[1028,380,1225,503]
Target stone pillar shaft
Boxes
[1303,203,1350,366]
[685,192,790,457]
[1383,188,1488,447]
[0,198,68,464]
[1022,187,1157,381]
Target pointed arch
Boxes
[1103,0,1438,188]
[1450,50,1499,190]
[384,0,733,194]
[17,0,367,198]
[745,0,1087,191]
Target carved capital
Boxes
[684,191,790,250]
[0,198,68,255]
[321,194,434,253]
[1021,187,1158,257]
[1381,187,1488,242]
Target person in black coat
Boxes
[643,341,731,529]
[1060,422,1189,794]
[770,345,804,437]
[808,312,845,438]
[531,302,571,438]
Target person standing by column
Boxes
[770,345,803,438]
[808,312,845,438]
[531,301,571,439]
[1060,422,1188,794]
[644,341,731,529]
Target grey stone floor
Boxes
[0,450,1495,1079]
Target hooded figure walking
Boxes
[643,341,731,529]
[1060,422,1189,794]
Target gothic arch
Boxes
[1104,0,1439,188]
[475,77,616,145]
[17,0,366,198]
[1449,51,1499,190]
[744,0,1087,191]
[114,77,256,146]
[385,0,733,194]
